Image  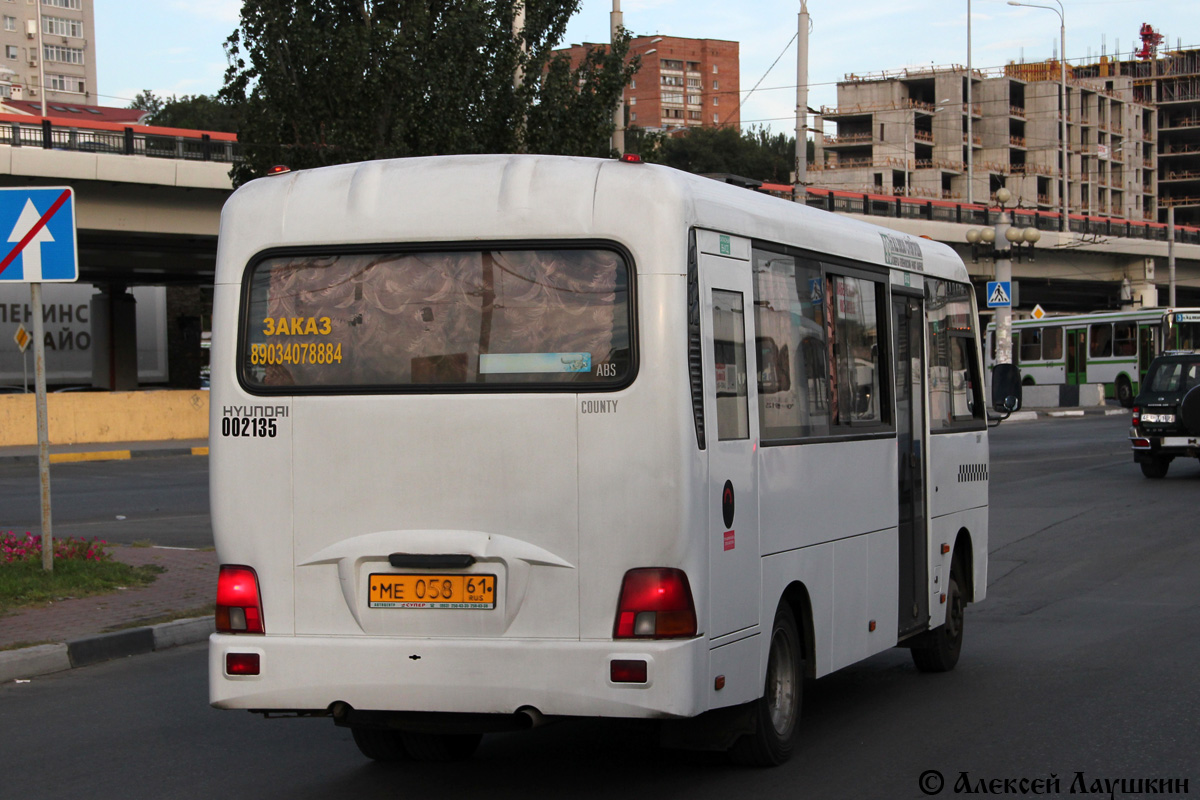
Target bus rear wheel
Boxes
[350,726,409,762]
[1116,376,1134,408]
[911,564,964,673]
[729,604,803,767]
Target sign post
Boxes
[0,187,79,572]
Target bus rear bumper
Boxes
[209,633,708,720]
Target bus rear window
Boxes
[240,247,632,391]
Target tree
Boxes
[641,125,799,185]
[221,1,638,186]
[129,90,241,132]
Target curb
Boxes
[1007,407,1129,423]
[0,616,214,683]
[0,446,209,465]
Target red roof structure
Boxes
[1,99,149,124]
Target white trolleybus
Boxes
[985,307,1200,407]
[209,154,998,766]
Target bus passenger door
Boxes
[1066,328,1087,385]
[893,293,928,638]
[1138,325,1157,386]
[699,237,761,640]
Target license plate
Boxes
[368,573,496,609]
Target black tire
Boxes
[912,564,965,673]
[351,726,410,762]
[1116,376,1134,408]
[1140,458,1170,479]
[729,604,803,767]
[400,732,482,762]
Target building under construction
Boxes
[1074,26,1200,226]
[813,24,1200,226]
[812,60,1157,223]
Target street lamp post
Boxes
[1008,0,1068,232]
[967,0,974,205]
[965,187,1041,366]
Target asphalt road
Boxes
[5,415,1199,799]
[0,454,211,548]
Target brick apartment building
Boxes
[555,35,740,132]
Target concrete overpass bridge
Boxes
[802,188,1200,313]
[2,112,1199,393]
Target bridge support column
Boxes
[90,284,139,391]
[1124,257,1158,310]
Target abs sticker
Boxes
[221,405,287,438]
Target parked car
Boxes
[1129,351,1200,478]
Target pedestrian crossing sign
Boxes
[0,187,78,283]
[987,281,1012,308]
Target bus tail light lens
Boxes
[216,565,265,634]
[610,659,648,683]
[226,653,260,676]
[614,568,696,639]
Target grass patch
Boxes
[0,559,165,614]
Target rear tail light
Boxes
[614,568,697,639]
[216,565,265,634]
[226,653,261,676]
[1132,406,1140,426]
[610,659,648,683]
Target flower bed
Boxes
[1,532,162,613]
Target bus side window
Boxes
[1043,327,1063,359]
[1090,323,1113,358]
[712,290,750,441]
[1113,322,1137,357]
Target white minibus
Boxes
[209,154,991,766]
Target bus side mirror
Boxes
[991,364,1022,415]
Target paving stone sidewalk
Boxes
[1,545,217,651]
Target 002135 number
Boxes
[221,417,277,438]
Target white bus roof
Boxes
[216,154,968,285]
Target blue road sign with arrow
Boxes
[0,187,79,283]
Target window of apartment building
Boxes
[661,74,683,87]
[43,44,84,64]
[47,73,83,93]
[713,113,719,124]
[713,97,719,106]
[687,94,700,105]
[663,91,683,104]
[630,111,637,122]
[687,61,700,72]
[713,65,719,74]
[660,59,683,70]
[3,15,15,30]
[713,80,719,90]
[5,45,16,59]
[630,78,636,89]
[687,77,700,88]
[44,0,82,8]
[42,15,82,38]
[628,96,636,106]
[689,110,700,120]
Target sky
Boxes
[97,0,1200,136]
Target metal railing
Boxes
[799,186,1200,244]
[0,115,242,163]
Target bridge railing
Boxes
[0,113,241,163]
[802,187,1200,245]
